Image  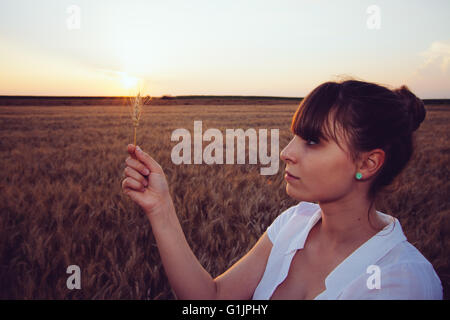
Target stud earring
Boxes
[355,172,363,180]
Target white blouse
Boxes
[252,201,443,300]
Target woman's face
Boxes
[280,125,357,203]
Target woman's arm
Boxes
[148,197,273,300]
[148,198,217,300]
[214,231,272,300]
[123,144,272,300]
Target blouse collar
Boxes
[283,203,407,299]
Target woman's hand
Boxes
[122,144,172,220]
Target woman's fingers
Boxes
[124,166,148,187]
[125,156,150,176]
[127,144,136,156]
[127,144,138,160]
[126,144,163,176]
[122,177,146,192]
[123,145,171,216]
[134,146,164,175]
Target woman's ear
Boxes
[357,148,385,180]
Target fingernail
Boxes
[143,168,150,175]
[136,146,141,152]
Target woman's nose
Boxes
[280,143,295,163]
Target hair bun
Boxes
[394,85,426,132]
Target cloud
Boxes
[420,41,450,73]
[408,40,450,98]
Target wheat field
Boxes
[0,100,448,299]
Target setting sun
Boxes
[119,72,140,90]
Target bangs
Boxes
[290,82,346,146]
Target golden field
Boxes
[0,99,448,299]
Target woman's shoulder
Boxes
[369,240,443,299]
[340,240,443,299]
[374,211,438,268]
[339,215,443,299]
[388,240,433,262]
[375,226,438,270]
[343,259,443,299]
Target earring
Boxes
[355,172,363,180]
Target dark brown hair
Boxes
[290,80,426,221]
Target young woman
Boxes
[121,80,443,299]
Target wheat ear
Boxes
[128,92,152,147]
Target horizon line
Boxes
[0,94,303,100]
[1,95,450,102]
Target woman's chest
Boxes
[269,248,343,300]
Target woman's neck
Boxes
[315,196,389,250]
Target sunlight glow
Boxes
[119,72,140,90]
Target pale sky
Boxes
[0,0,449,98]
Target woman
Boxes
[121,80,443,300]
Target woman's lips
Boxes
[285,171,300,180]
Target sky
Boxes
[0,0,449,98]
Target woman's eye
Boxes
[306,139,318,146]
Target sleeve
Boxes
[339,262,443,300]
[266,203,300,244]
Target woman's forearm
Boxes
[147,199,217,300]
